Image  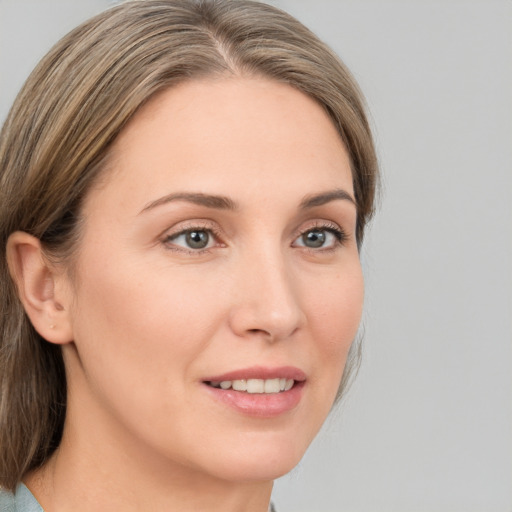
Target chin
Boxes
[211,456,301,483]
[199,430,314,483]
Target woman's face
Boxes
[61,78,364,482]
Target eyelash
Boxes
[293,221,348,253]
[162,221,348,255]
[162,221,222,255]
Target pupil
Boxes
[304,230,325,248]
[186,231,209,249]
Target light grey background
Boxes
[1,1,511,511]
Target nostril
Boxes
[247,328,272,337]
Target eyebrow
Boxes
[140,188,356,215]
[140,192,238,214]
[299,189,356,209]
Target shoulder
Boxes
[0,487,15,512]
[0,484,44,512]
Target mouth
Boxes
[206,378,295,394]
[202,367,306,417]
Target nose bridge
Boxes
[229,240,305,341]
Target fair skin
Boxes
[8,77,363,512]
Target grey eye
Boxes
[168,229,213,250]
[302,230,326,248]
[184,230,210,249]
[293,227,343,250]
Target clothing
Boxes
[0,484,277,511]
[0,484,43,512]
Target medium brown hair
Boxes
[0,0,378,490]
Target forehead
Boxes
[86,77,353,214]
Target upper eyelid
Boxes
[293,224,347,245]
[167,226,217,239]
[293,220,346,237]
[160,218,349,244]
[161,219,219,238]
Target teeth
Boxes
[246,379,264,393]
[232,379,247,391]
[210,378,295,393]
[264,378,280,393]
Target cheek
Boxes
[304,265,364,389]
[66,257,229,448]
[68,251,230,390]
[311,265,363,341]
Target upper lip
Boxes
[203,366,307,382]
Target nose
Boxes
[228,248,306,342]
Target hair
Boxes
[0,0,378,490]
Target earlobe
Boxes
[6,231,74,345]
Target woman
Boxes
[0,1,378,510]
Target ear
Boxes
[6,231,74,345]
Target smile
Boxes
[202,367,306,417]
[207,378,295,393]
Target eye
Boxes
[293,225,346,250]
[166,229,215,251]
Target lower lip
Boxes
[203,382,304,418]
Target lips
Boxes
[202,366,306,417]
